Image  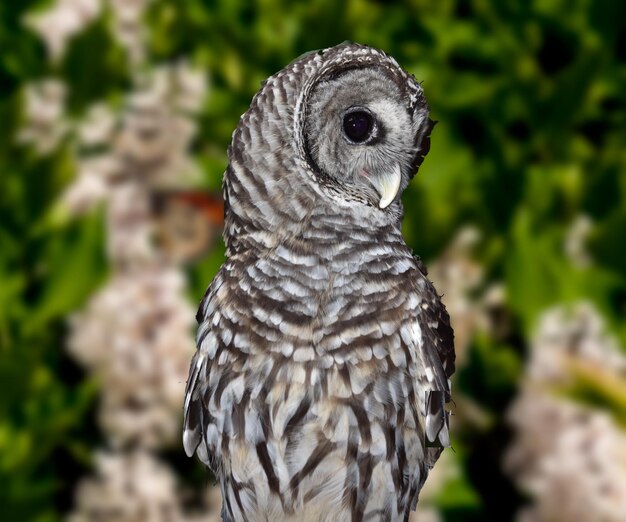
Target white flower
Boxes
[18,79,68,154]
[105,182,156,264]
[564,214,593,268]
[174,63,208,114]
[527,301,626,384]
[78,104,117,147]
[25,0,101,61]
[109,0,150,65]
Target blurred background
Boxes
[1,0,626,521]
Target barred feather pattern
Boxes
[183,43,454,522]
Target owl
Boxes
[183,43,454,522]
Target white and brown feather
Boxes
[183,43,454,522]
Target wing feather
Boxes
[415,269,455,449]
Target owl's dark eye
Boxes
[343,110,375,143]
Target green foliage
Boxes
[1,0,626,520]
[0,138,106,521]
[1,7,107,518]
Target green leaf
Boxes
[30,211,107,329]
[588,209,626,279]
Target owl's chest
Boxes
[209,254,427,436]
[204,254,430,518]
[207,334,426,521]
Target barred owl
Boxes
[183,43,454,522]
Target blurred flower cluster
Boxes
[63,63,205,220]
[3,1,626,522]
[19,0,219,519]
[68,450,222,522]
[506,303,626,521]
[68,269,195,448]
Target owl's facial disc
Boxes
[340,106,401,207]
[304,66,426,209]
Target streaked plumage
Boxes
[183,43,454,521]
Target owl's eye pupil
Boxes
[343,111,374,143]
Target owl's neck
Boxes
[224,196,406,259]
[223,163,406,256]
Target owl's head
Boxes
[297,44,433,210]
[225,44,433,243]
